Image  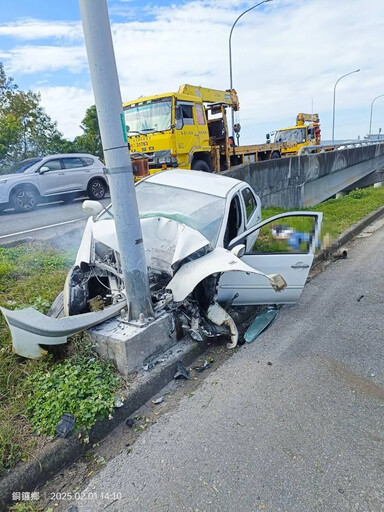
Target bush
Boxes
[26,357,120,437]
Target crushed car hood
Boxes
[77,216,212,275]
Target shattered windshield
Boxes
[123,98,172,135]
[275,128,306,144]
[98,182,226,244]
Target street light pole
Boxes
[369,94,384,138]
[228,0,271,141]
[332,68,360,144]
[79,0,153,321]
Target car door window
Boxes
[62,157,85,170]
[223,194,242,248]
[40,159,62,171]
[241,187,257,221]
[229,213,321,255]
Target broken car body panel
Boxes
[0,301,125,359]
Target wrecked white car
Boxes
[1,170,322,358]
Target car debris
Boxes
[193,359,213,372]
[174,361,190,380]
[244,306,279,343]
[55,413,76,438]
[0,171,322,360]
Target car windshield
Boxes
[275,128,306,144]
[5,158,42,174]
[123,98,172,134]
[97,182,226,244]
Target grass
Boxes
[0,185,383,478]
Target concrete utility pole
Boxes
[79,0,153,320]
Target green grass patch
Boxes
[0,242,120,477]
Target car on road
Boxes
[0,153,108,212]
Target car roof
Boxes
[142,169,243,198]
[40,153,98,159]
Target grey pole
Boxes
[228,0,271,141]
[79,0,153,321]
[332,68,360,144]
[369,94,384,138]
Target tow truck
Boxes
[123,85,296,177]
[266,113,321,157]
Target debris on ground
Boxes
[193,359,213,372]
[152,396,164,404]
[357,295,365,302]
[55,413,76,438]
[244,306,279,343]
[174,361,190,380]
[332,250,348,260]
[125,418,134,428]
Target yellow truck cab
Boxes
[269,113,321,156]
[123,88,217,174]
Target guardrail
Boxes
[298,140,384,156]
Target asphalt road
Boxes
[0,196,110,247]
[75,221,384,512]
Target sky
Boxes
[0,0,383,145]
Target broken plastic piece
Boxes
[244,307,279,343]
[152,396,164,404]
[193,359,213,372]
[174,361,190,380]
[55,413,76,438]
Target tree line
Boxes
[0,63,102,174]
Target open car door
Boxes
[218,211,322,305]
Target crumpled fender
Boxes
[167,247,287,302]
[0,301,126,359]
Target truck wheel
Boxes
[191,160,212,173]
[11,187,38,212]
[88,178,107,200]
[271,152,280,159]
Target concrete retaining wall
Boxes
[224,143,384,208]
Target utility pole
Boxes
[79,0,153,321]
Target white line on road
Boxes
[0,218,84,240]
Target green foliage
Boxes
[72,105,103,159]
[26,356,120,436]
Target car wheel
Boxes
[88,179,107,200]
[11,187,38,212]
[271,151,280,159]
[191,159,212,172]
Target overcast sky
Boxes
[0,0,383,144]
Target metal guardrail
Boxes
[298,140,384,156]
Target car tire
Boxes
[191,159,212,173]
[87,178,107,200]
[271,151,280,159]
[11,187,39,212]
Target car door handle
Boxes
[291,263,310,269]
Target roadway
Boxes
[0,196,110,247]
[75,218,384,512]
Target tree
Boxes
[0,63,70,172]
[73,105,103,159]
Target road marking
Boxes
[0,218,85,240]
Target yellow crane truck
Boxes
[266,113,321,157]
[123,84,295,177]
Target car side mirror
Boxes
[230,244,246,258]
[82,200,103,216]
[39,166,50,174]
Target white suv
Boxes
[0,153,108,212]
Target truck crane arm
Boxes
[178,84,240,111]
[296,113,319,125]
